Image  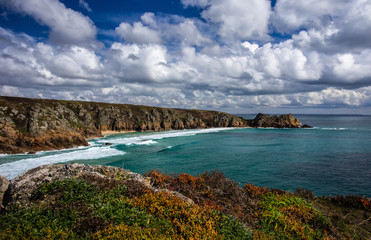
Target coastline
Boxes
[101,130,137,136]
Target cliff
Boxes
[0,96,307,154]
[0,164,369,239]
[0,96,246,154]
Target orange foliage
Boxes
[243,183,268,198]
[131,191,220,239]
[360,198,371,209]
[146,170,172,187]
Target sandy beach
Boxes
[101,130,137,136]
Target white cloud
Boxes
[272,0,371,50]
[331,52,371,81]
[107,43,195,83]
[1,1,371,113]
[1,0,97,45]
[181,0,209,8]
[0,28,103,87]
[294,87,371,107]
[166,19,212,46]
[241,41,259,54]
[254,41,323,81]
[115,22,161,44]
[118,13,211,47]
[197,0,272,41]
[272,0,347,33]
[79,0,92,12]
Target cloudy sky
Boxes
[0,0,371,114]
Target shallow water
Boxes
[1,115,370,197]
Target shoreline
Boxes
[101,130,137,136]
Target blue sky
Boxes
[0,0,371,114]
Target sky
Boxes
[0,0,371,114]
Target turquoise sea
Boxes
[1,115,370,197]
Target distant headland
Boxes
[0,96,308,154]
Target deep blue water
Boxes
[1,115,370,197]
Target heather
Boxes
[0,165,369,239]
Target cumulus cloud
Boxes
[0,0,371,113]
[184,0,272,41]
[272,0,371,49]
[116,13,211,47]
[106,43,196,84]
[0,0,97,45]
[115,22,161,44]
[0,27,103,88]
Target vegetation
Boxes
[0,170,369,239]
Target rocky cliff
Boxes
[0,96,247,154]
[0,96,307,154]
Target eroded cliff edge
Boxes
[0,96,248,154]
[0,96,306,154]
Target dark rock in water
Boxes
[302,124,313,128]
[104,143,112,146]
[247,113,302,128]
[27,151,36,155]
[0,174,9,209]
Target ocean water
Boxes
[0,115,370,197]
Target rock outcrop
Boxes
[3,163,193,210]
[246,113,303,128]
[0,96,247,154]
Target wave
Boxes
[0,147,125,180]
[311,127,348,131]
[96,128,234,146]
[0,143,95,158]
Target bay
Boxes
[1,115,370,197]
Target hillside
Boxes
[0,164,369,239]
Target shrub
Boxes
[258,192,331,239]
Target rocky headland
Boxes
[0,96,308,154]
[0,164,369,239]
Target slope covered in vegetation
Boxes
[0,164,369,239]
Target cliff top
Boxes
[0,163,369,239]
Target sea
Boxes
[1,115,370,197]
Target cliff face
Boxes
[0,96,307,154]
[0,96,247,154]
[246,113,303,128]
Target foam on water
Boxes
[0,147,125,179]
[97,128,234,146]
[311,127,349,130]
